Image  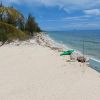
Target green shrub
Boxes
[0,21,26,43]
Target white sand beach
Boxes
[0,43,100,100]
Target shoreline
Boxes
[1,32,92,62]
[1,32,97,62]
[46,31,100,61]
[35,33,89,61]
[44,32,100,61]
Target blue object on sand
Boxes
[89,58,100,72]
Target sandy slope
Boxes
[0,45,100,100]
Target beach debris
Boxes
[77,56,86,63]
[35,33,64,52]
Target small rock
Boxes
[77,56,86,63]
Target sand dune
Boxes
[0,44,100,100]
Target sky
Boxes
[2,0,100,31]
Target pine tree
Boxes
[25,14,41,36]
[0,1,3,21]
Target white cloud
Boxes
[84,9,100,16]
[2,0,20,5]
[62,15,90,22]
[3,0,100,10]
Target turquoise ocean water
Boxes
[47,30,100,60]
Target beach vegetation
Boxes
[0,2,42,44]
[0,21,26,43]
